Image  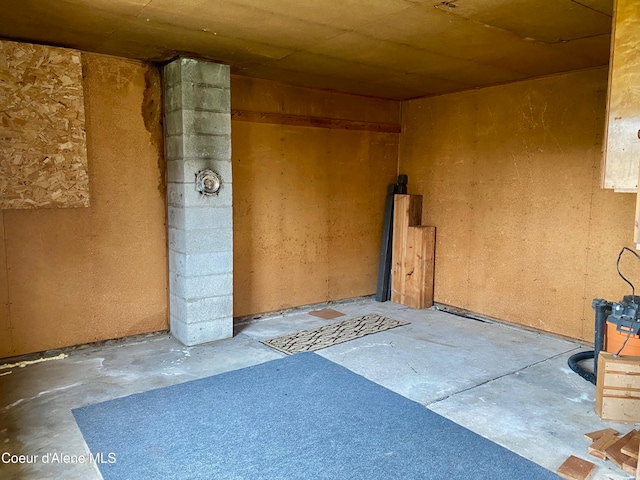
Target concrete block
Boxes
[164,110,184,137]
[167,181,232,208]
[164,57,233,349]
[169,272,233,299]
[166,134,231,160]
[165,83,230,113]
[170,293,233,322]
[170,314,233,346]
[169,250,233,277]
[166,158,232,183]
[163,60,182,88]
[168,227,233,254]
[165,110,230,136]
[187,110,230,136]
[181,59,230,88]
[165,135,184,161]
[168,205,232,230]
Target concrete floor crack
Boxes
[424,346,585,407]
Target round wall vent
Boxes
[195,169,222,196]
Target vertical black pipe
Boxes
[592,298,611,376]
[375,184,397,302]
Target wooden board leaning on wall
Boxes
[0,40,89,209]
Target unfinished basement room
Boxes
[1,1,640,479]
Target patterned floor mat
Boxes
[261,313,409,355]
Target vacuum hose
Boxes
[567,299,611,385]
[567,351,595,385]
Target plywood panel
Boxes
[437,0,612,43]
[0,40,89,209]
[326,130,398,300]
[233,122,331,313]
[400,67,636,341]
[0,211,10,355]
[232,78,398,317]
[400,91,477,310]
[602,0,640,192]
[1,53,167,357]
[230,75,400,124]
[79,54,167,341]
[467,73,598,338]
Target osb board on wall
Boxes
[232,103,398,317]
[0,40,89,209]
[400,67,636,342]
[602,0,640,192]
[1,53,167,357]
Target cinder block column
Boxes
[163,58,233,346]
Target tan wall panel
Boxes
[400,67,636,342]
[2,53,167,357]
[231,75,400,124]
[400,91,477,308]
[233,122,331,313]
[80,54,167,338]
[232,77,399,316]
[0,211,10,354]
[327,130,399,299]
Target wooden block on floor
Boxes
[390,194,435,310]
[623,456,638,475]
[604,429,638,468]
[402,225,435,309]
[391,194,421,307]
[622,433,640,458]
[308,309,345,320]
[637,439,640,480]
[556,455,596,480]
[589,432,620,459]
[584,428,619,442]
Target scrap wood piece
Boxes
[623,456,637,476]
[622,433,640,458]
[637,439,640,480]
[584,428,620,442]
[604,429,638,468]
[308,309,345,320]
[589,432,620,459]
[556,455,596,480]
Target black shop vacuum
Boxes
[569,247,640,385]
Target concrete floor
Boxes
[0,298,635,479]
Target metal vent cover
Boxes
[195,169,222,196]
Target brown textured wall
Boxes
[0,53,167,357]
[231,76,400,317]
[400,67,638,341]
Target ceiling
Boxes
[0,0,613,100]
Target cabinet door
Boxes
[602,0,640,193]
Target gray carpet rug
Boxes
[261,313,409,354]
[72,353,562,479]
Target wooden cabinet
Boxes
[602,0,640,194]
[596,352,640,423]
